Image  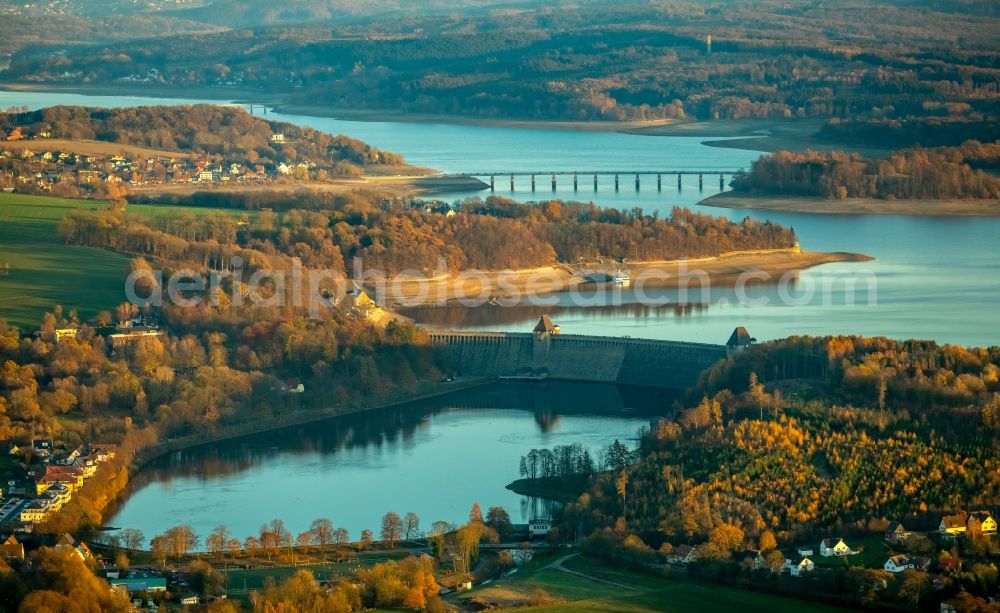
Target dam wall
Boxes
[430,331,729,389]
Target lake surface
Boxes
[110,382,668,548]
[2,89,996,346]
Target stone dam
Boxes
[429,327,748,389]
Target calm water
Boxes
[110,382,667,548]
[2,89,996,346]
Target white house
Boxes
[884,554,930,573]
[884,554,913,573]
[796,546,814,557]
[666,544,699,565]
[784,555,815,577]
[819,538,851,557]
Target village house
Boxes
[784,555,815,577]
[0,535,24,560]
[55,533,91,561]
[939,510,996,536]
[342,288,377,319]
[734,549,766,571]
[819,537,852,557]
[666,544,699,565]
[967,511,997,534]
[940,512,968,535]
[31,438,54,460]
[884,554,930,573]
[885,521,912,543]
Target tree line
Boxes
[730,144,1000,200]
[56,196,799,278]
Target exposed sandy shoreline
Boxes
[128,173,487,199]
[375,249,873,308]
[701,193,1000,217]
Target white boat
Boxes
[612,270,631,287]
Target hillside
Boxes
[3,1,999,133]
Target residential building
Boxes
[55,533,91,561]
[819,538,851,557]
[884,554,931,573]
[735,549,765,570]
[784,555,815,577]
[967,511,997,534]
[19,500,50,523]
[0,535,24,559]
[940,512,969,535]
[885,521,911,543]
[666,544,699,565]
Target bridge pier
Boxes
[614,174,619,191]
[719,173,725,191]
[551,174,557,191]
[677,174,682,190]
[510,175,515,191]
[490,175,495,191]
[593,174,598,191]
[657,173,662,191]
[635,174,640,191]
[531,174,536,192]
[573,173,578,191]
[698,173,703,191]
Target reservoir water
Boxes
[2,89,996,346]
[109,382,668,548]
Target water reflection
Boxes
[111,382,673,545]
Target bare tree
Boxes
[381,512,403,548]
[403,512,421,542]
[311,518,333,548]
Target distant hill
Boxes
[0,105,404,169]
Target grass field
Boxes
[0,192,247,329]
[0,193,132,329]
[463,553,855,613]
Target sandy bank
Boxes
[130,174,487,199]
[701,193,1000,217]
[375,249,872,308]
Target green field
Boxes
[0,192,248,330]
[463,554,855,613]
[0,193,132,329]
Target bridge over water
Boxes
[447,169,743,192]
[429,326,750,390]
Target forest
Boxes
[730,141,1000,199]
[3,2,998,133]
[0,105,404,169]
[526,335,1000,607]
[56,196,798,279]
